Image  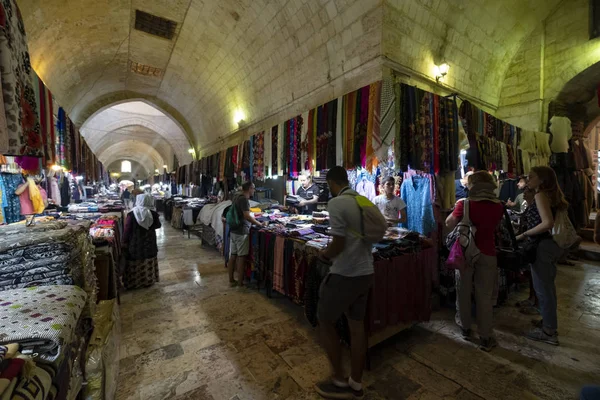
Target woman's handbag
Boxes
[552,209,578,249]
[496,206,525,270]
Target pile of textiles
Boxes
[0,285,90,399]
[68,202,99,213]
[198,201,232,249]
[0,222,97,312]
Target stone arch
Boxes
[98,141,166,173]
[81,100,194,165]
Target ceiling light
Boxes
[188,148,195,154]
[163,164,168,169]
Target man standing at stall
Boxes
[315,166,375,400]
[228,181,265,288]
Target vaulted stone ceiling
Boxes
[19,0,566,155]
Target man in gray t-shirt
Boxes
[228,182,265,288]
[314,166,374,400]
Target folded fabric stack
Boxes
[0,223,97,312]
[0,286,88,399]
[67,202,99,213]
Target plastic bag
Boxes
[552,209,578,249]
[446,240,465,272]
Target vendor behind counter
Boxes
[294,174,320,214]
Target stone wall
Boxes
[497,0,599,131]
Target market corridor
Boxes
[116,220,600,400]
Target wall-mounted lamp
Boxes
[162,165,168,169]
[155,169,160,174]
[434,63,450,83]
[188,148,195,154]
[234,109,246,127]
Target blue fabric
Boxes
[400,175,435,236]
[1,173,21,223]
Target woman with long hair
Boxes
[516,166,568,346]
[446,171,504,351]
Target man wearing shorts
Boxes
[315,166,374,399]
[229,181,264,287]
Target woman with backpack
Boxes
[516,166,568,346]
[445,171,504,351]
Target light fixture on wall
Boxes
[155,169,160,174]
[234,109,246,127]
[434,63,450,83]
[163,164,168,169]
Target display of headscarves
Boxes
[459,100,519,175]
[27,177,45,214]
[252,131,265,180]
[394,84,459,174]
[56,107,67,167]
[271,125,279,176]
[264,128,271,177]
[283,115,302,178]
[376,77,396,163]
[0,0,43,157]
[366,81,381,172]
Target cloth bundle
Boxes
[0,286,87,367]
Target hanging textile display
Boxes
[306,109,315,173]
[0,0,43,157]
[253,131,265,180]
[366,81,381,171]
[393,83,459,174]
[336,96,343,166]
[271,125,278,176]
[343,91,357,169]
[0,74,8,154]
[264,128,271,177]
[55,108,67,167]
[459,100,519,175]
[300,111,308,173]
[376,77,395,162]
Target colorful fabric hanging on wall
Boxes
[459,100,519,175]
[0,0,42,157]
[253,131,265,180]
[271,125,278,176]
[376,77,395,163]
[366,81,381,171]
[395,83,459,174]
[56,107,67,167]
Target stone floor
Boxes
[116,220,600,400]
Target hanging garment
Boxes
[253,131,265,180]
[355,179,376,202]
[336,96,344,167]
[49,176,61,206]
[271,125,279,176]
[549,116,572,153]
[0,0,42,157]
[377,77,395,163]
[366,82,381,172]
[400,175,436,236]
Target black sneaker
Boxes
[314,381,364,399]
[479,337,497,352]
[525,328,559,346]
[461,328,472,341]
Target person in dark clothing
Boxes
[455,171,473,201]
[122,194,162,289]
[121,188,132,209]
[296,174,320,214]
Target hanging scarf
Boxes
[271,125,278,176]
[133,194,155,229]
[28,178,44,214]
[306,109,314,172]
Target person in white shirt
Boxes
[373,176,407,226]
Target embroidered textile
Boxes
[0,0,42,156]
[0,285,87,365]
